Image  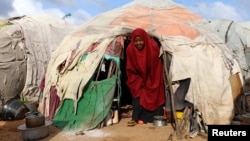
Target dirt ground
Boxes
[0,117,207,141]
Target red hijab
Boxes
[126,28,165,111]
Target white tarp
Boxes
[206,19,250,85]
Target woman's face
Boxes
[134,36,144,50]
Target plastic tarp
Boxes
[40,0,239,127]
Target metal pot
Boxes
[153,116,167,126]
[18,121,52,141]
[25,111,45,128]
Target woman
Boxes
[126,28,165,126]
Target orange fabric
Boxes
[111,6,201,39]
[126,28,165,111]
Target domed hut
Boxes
[39,0,242,134]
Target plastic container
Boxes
[176,111,183,119]
[1,98,28,120]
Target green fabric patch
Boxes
[52,75,117,131]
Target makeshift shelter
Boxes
[206,20,250,84]
[205,19,250,114]
[39,0,241,135]
[0,14,76,108]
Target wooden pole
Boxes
[162,51,181,138]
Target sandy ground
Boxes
[0,117,207,141]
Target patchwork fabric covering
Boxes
[0,14,76,103]
[39,0,243,131]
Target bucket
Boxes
[1,98,28,120]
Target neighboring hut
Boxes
[206,20,250,113]
[206,20,250,84]
[38,0,242,136]
[0,14,76,118]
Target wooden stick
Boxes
[162,51,181,138]
[95,57,104,81]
